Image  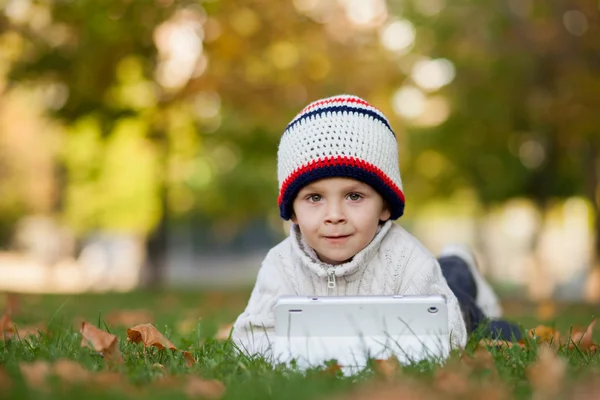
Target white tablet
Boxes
[273,295,450,372]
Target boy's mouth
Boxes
[323,234,352,242]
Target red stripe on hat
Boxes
[278,155,405,205]
[299,96,373,115]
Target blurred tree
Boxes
[398,0,600,298]
[1,0,406,284]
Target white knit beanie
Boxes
[277,94,405,220]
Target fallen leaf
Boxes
[528,325,561,345]
[323,362,342,376]
[184,376,226,399]
[91,371,126,387]
[373,357,400,380]
[478,339,523,350]
[80,321,123,365]
[127,323,176,350]
[527,343,566,399]
[126,323,194,366]
[434,369,469,395]
[568,319,597,351]
[215,323,233,341]
[335,382,432,400]
[106,310,155,327]
[461,347,497,377]
[52,359,91,384]
[11,324,44,340]
[19,361,51,388]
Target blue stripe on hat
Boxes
[284,105,396,137]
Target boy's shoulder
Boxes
[262,234,294,263]
[382,222,435,259]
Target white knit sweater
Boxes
[232,220,467,358]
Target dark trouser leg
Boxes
[439,255,522,341]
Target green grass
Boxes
[1,290,599,400]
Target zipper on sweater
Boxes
[327,268,336,290]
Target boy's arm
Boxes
[400,256,468,349]
[232,251,291,359]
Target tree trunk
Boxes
[144,187,168,289]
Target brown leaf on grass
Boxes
[478,339,525,350]
[126,323,194,366]
[333,382,432,400]
[106,310,155,327]
[434,369,469,396]
[80,321,123,365]
[568,319,597,351]
[215,323,234,341]
[373,357,400,380]
[52,359,92,384]
[184,376,226,399]
[19,361,51,388]
[11,324,45,340]
[528,325,561,346]
[323,362,342,376]
[527,343,566,398]
[461,347,497,377]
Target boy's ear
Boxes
[379,203,391,222]
[290,211,298,224]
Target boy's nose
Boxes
[324,202,346,224]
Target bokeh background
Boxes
[1,0,599,307]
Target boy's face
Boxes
[291,177,391,265]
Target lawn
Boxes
[1,290,599,400]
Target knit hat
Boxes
[277,94,405,220]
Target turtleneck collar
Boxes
[289,220,393,278]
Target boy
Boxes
[232,95,521,358]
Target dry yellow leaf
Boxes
[373,356,400,380]
[19,361,51,388]
[80,321,123,366]
[478,339,524,350]
[106,310,155,327]
[11,324,44,340]
[461,347,497,376]
[528,325,561,345]
[184,376,226,399]
[52,359,91,384]
[568,319,597,351]
[127,323,176,350]
[126,323,194,366]
[215,323,234,341]
[434,369,469,396]
[527,343,566,398]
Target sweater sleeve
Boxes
[400,256,468,350]
[232,249,291,359]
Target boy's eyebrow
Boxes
[299,181,371,193]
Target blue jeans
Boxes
[438,255,522,341]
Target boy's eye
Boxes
[308,194,322,202]
[347,193,362,201]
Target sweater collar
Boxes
[289,220,393,278]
